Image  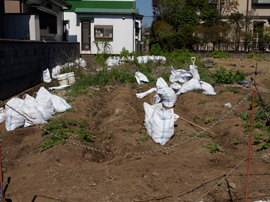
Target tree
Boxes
[218,0,239,16]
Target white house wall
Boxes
[64,12,135,54]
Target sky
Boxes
[136,0,153,28]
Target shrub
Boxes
[209,48,230,59]
[149,43,163,56]
[212,67,245,84]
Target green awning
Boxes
[75,8,139,14]
[78,16,94,20]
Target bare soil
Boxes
[1,58,270,202]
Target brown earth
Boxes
[1,58,270,202]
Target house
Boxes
[1,0,72,41]
[64,0,143,54]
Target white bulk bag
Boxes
[43,68,52,83]
[137,56,143,64]
[20,104,47,127]
[5,98,25,131]
[135,71,149,85]
[149,105,179,145]
[189,65,200,81]
[106,57,114,66]
[52,65,61,79]
[143,56,149,63]
[156,77,168,88]
[200,81,216,95]
[50,94,71,113]
[157,87,177,108]
[0,108,5,123]
[36,87,55,115]
[75,58,86,67]
[143,103,163,135]
[169,67,193,83]
[24,94,53,121]
[170,83,182,95]
[180,79,202,94]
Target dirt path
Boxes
[0,58,270,202]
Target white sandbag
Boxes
[52,65,61,79]
[135,71,149,85]
[50,94,71,113]
[154,94,162,104]
[189,65,200,81]
[169,67,193,83]
[75,58,86,67]
[24,94,53,121]
[155,56,166,64]
[157,87,177,108]
[106,57,114,66]
[36,87,55,115]
[49,85,70,91]
[143,56,149,63]
[136,88,157,99]
[170,83,182,95]
[180,79,202,94]
[0,108,5,123]
[156,77,168,88]
[149,105,179,145]
[20,104,47,127]
[200,81,216,95]
[5,98,25,131]
[43,68,52,83]
[137,56,143,64]
[143,102,163,135]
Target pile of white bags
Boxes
[169,66,216,95]
[36,87,71,113]
[3,87,71,131]
[144,102,179,145]
[106,55,166,66]
[137,56,166,64]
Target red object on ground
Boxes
[245,90,256,202]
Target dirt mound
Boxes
[1,59,270,202]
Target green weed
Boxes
[202,140,224,154]
[136,136,150,142]
[193,116,200,122]
[40,118,92,151]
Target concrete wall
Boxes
[0,39,80,100]
[64,12,135,54]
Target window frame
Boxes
[94,26,113,39]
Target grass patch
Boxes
[136,136,150,142]
[218,88,240,94]
[40,118,92,151]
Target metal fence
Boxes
[193,41,270,53]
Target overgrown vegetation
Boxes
[212,67,245,84]
[40,118,92,151]
[236,96,270,150]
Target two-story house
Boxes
[64,0,143,54]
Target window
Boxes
[94,26,113,39]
